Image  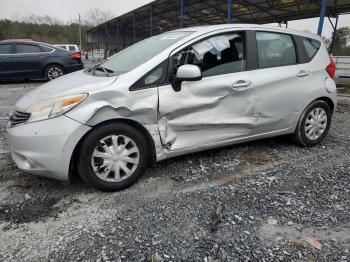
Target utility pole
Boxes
[79,14,82,50]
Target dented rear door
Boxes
[157,70,257,151]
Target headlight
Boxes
[25,94,88,123]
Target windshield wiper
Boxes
[91,65,115,76]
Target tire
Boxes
[77,122,149,192]
[45,65,65,81]
[293,100,332,147]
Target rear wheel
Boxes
[293,100,332,146]
[77,122,149,192]
[45,65,64,81]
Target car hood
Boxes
[16,70,118,110]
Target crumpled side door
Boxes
[158,71,257,151]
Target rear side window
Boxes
[16,44,41,53]
[68,46,76,51]
[302,38,321,61]
[256,32,296,68]
[0,44,12,54]
[41,46,54,52]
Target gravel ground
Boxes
[0,80,350,262]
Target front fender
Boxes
[65,88,167,161]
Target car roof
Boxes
[0,39,56,47]
[173,24,321,41]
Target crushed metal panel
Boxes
[65,84,168,161]
[158,72,257,151]
[67,86,159,126]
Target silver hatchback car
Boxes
[7,24,337,191]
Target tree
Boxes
[0,19,91,50]
[0,8,115,50]
[84,8,114,26]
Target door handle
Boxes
[232,80,252,90]
[297,70,310,78]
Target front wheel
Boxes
[293,100,332,146]
[77,122,149,192]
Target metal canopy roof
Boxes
[86,0,350,53]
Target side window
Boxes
[130,60,168,91]
[302,38,321,61]
[256,32,296,68]
[0,44,12,54]
[40,46,54,52]
[173,32,246,77]
[68,46,76,51]
[16,44,41,54]
[145,67,163,85]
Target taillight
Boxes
[69,52,81,60]
[326,55,336,79]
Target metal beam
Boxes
[227,0,232,23]
[180,0,184,28]
[317,0,328,36]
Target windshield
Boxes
[98,31,194,74]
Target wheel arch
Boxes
[43,63,66,78]
[68,118,157,181]
[315,96,335,113]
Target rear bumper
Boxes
[7,115,91,181]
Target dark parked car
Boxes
[0,40,83,81]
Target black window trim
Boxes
[255,30,299,69]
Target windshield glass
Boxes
[99,31,193,74]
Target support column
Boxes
[330,15,339,55]
[116,23,119,51]
[317,0,328,36]
[105,23,108,58]
[85,33,88,53]
[97,31,100,60]
[133,15,136,43]
[227,0,232,24]
[123,31,126,49]
[150,7,153,36]
[180,0,184,28]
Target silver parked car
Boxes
[7,24,337,191]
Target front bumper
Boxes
[7,115,91,181]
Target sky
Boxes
[0,0,349,40]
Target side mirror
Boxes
[172,64,202,92]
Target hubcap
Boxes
[91,135,140,182]
[304,107,327,141]
[47,67,63,80]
